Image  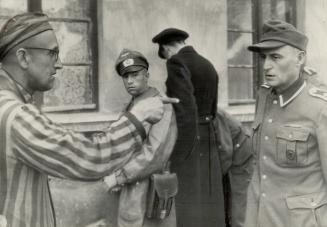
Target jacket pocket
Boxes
[276,126,310,167]
[286,191,327,227]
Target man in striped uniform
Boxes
[0,13,176,227]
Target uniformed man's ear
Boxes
[16,48,29,69]
[297,50,306,66]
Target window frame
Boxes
[28,0,99,113]
[227,0,297,105]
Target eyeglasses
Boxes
[24,47,59,61]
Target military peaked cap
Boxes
[115,48,149,76]
[248,20,308,52]
[152,28,189,44]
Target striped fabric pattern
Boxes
[0,91,143,227]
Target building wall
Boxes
[51,0,229,226]
[98,0,228,114]
[301,0,327,83]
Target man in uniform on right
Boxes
[245,20,327,227]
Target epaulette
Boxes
[309,87,327,101]
[260,83,271,89]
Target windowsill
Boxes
[223,104,255,123]
[45,111,120,132]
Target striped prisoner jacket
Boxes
[0,69,145,227]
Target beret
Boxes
[248,20,308,52]
[115,48,149,76]
[0,12,53,60]
[152,28,189,44]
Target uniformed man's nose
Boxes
[263,59,272,70]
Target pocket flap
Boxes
[151,173,178,198]
[286,191,327,209]
[276,128,310,141]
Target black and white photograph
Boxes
[0,0,326,227]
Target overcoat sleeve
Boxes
[214,108,253,227]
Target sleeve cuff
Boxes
[124,112,146,141]
[115,170,127,185]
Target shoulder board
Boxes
[260,83,271,89]
[309,87,327,101]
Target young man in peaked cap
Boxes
[0,13,177,227]
[246,20,327,227]
[104,48,177,227]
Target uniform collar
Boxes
[125,87,160,111]
[275,77,306,107]
[0,68,33,103]
[178,45,196,54]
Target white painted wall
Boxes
[303,0,327,83]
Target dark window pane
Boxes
[262,0,287,22]
[42,0,91,18]
[228,32,253,65]
[228,67,254,103]
[39,0,97,112]
[50,21,91,63]
[227,0,252,30]
[43,66,94,109]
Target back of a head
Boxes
[152,28,189,59]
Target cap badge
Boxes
[122,58,134,67]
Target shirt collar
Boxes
[275,77,306,107]
[126,87,160,111]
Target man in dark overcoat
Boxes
[152,28,252,227]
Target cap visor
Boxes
[248,40,285,52]
[121,65,145,76]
